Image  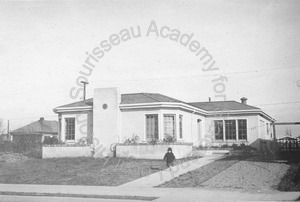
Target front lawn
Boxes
[158,155,244,188]
[0,157,169,186]
[158,154,291,192]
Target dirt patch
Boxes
[202,159,290,191]
[0,152,29,163]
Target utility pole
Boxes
[7,120,10,141]
[80,81,89,100]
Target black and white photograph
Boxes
[0,0,299,201]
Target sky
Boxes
[0,0,299,137]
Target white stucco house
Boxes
[53,87,275,157]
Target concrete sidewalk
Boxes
[0,183,299,202]
[120,154,225,188]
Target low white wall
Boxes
[116,144,192,159]
[42,146,91,158]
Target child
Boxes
[163,147,175,167]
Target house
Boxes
[53,87,275,157]
[0,133,10,142]
[11,117,58,144]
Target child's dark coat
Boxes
[163,148,175,167]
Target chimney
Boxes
[209,97,211,102]
[39,117,45,122]
[241,97,248,105]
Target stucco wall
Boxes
[120,108,204,146]
[204,114,260,145]
[116,144,192,159]
[258,115,273,140]
[42,146,91,158]
[93,88,121,157]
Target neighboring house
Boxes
[0,133,9,142]
[53,87,275,156]
[11,117,58,143]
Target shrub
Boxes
[231,143,238,149]
[74,137,88,146]
[43,136,59,145]
[148,138,159,145]
[163,134,176,143]
[123,134,140,145]
[221,144,229,148]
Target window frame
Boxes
[145,114,159,140]
[179,115,183,139]
[225,120,237,140]
[65,117,75,141]
[238,119,247,140]
[163,114,176,139]
[214,120,224,140]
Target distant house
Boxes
[11,117,58,143]
[53,87,275,157]
[0,133,9,142]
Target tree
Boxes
[0,118,5,135]
[285,128,292,137]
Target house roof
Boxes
[188,101,260,111]
[57,98,93,108]
[55,93,261,113]
[11,118,58,135]
[56,93,186,108]
[121,93,186,104]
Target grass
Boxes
[277,164,300,191]
[158,153,291,191]
[0,156,200,186]
[0,157,169,186]
[158,155,243,188]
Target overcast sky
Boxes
[0,0,299,136]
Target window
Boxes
[238,119,247,140]
[164,115,176,138]
[179,115,183,138]
[146,115,158,139]
[266,123,269,134]
[65,118,75,140]
[225,120,236,140]
[214,120,223,140]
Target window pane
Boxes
[179,115,183,138]
[238,119,247,140]
[214,120,223,140]
[225,120,236,140]
[146,115,158,139]
[164,115,175,138]
[65,118,75,140]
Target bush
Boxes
[148,138,159,145]
[221,144,229,148]
[231,143,238,149]
[163,135,176,143]
[43,136,59,145]
[123,134,140,145]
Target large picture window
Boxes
[225,120,236,140]
[214,120,224,140]
[238,119,247,140]
[65,118,75,140]
[164,115,176,138]
[146,115,158,139]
